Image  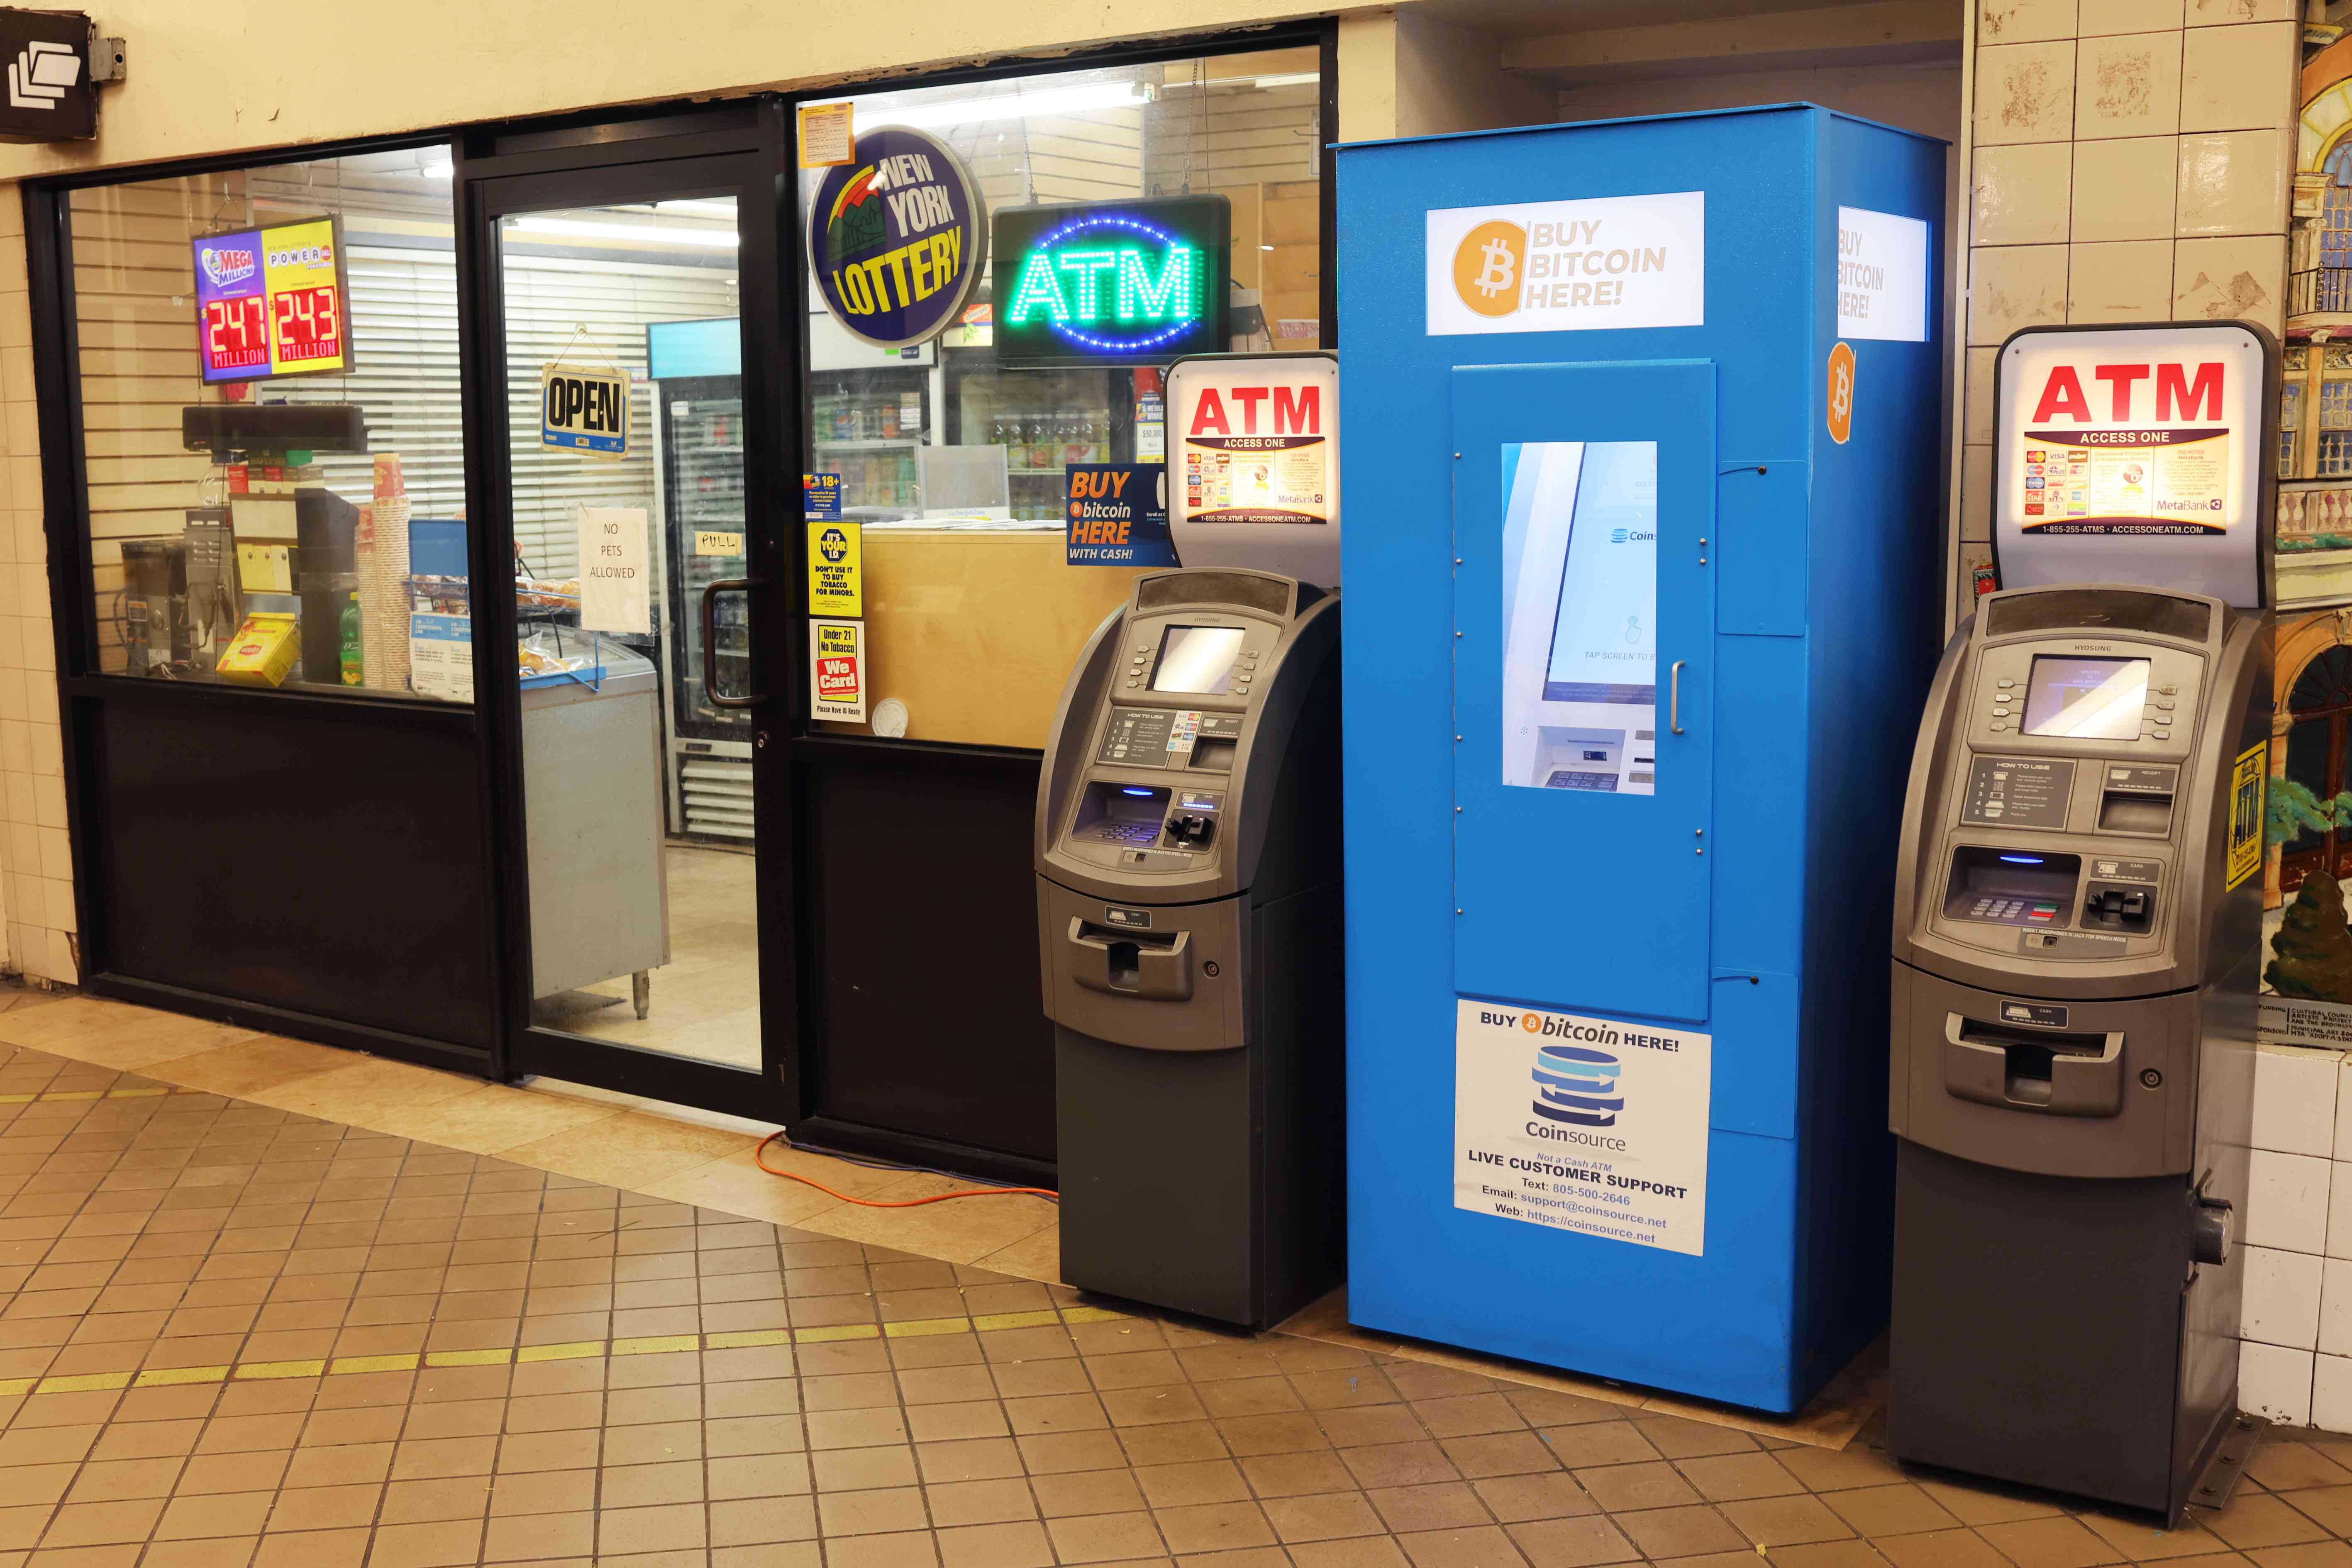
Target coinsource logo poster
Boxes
[1454,998,1711,1256]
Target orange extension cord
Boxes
[754,1130,1059,1207]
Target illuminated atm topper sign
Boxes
[992,196,1230,367]
[1991,322,2276,610]
[193,215,354,384]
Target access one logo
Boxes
[1531,1042,1625,1128]
[1452,219,1526,319]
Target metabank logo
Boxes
[1532,1044,1625,1127]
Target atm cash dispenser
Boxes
[1035,567,1343,1328]
[1890,322,2272,1521]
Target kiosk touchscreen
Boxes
[1034,566,1342,1327]
[1501,442,1658,795]
[1888,321,2274,1521]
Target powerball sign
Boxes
[1454,998,1711,1256]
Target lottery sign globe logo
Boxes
[1453,220,1527,319]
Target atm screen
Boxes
[2022,656,2150,740]
[1152,626,1245,694]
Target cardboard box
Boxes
[215,613,300,687]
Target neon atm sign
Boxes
[991,196,1229,366]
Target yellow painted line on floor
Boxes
[883,1316,970,1340]
[703,1329,792,1351]
[515,1341,603,1364]
[133,1365,229,1387]
[972,1310,1062,1332]
[1059,1307,1129,1325]
[792,1323,882,1344]
[611,1334,699,1358]
[328,1353,420,1375]
[422,1348,512,1368]
[0,1378,33,1397]
[105,1086,171,1098]
[234,1359,325,1381]
[36,1370,133,1392]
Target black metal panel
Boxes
[89,694,499,1050]
[795,742,1054,1166]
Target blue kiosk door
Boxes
[1452,362,1716,1022]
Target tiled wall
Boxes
[0,188,71,988]
[2239,1044,2352,1426]
[1959,0,2300,612]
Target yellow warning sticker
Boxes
[2227,741,2265,890]
[806,521,862,618]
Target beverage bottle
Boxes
[339,593,364,686]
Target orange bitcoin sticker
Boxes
[1826,341,1856,446]
[1452,221,1527,319]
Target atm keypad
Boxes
[1088,822,1165,846]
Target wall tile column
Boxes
[0,185,72,988]
[1957,0,2298,611]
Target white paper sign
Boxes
[578,505,651,634]
[1426,193,1704,337]
[1454,998,1710,1256]
[1835,206,1930,343]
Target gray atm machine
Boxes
[1889,322,2275,1521]
[1035,566,1343,1327]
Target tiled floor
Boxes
[561,847,761,1073]
[5,990,2352,1568]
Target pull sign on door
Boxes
[541,363,630,458]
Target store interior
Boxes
[63,48,1327,1077]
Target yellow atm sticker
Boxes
[807,522,863,618]
[2227,741,2266,890]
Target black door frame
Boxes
[455,103,807,1117]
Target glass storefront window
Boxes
[798,46,1324,748]
[66,149,471,697]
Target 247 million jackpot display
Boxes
[806,126,986,351]
[193,216,353,383]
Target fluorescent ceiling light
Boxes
[656,200,737,219]
[855,80,1149,130]
[506,215,737,249]
[415,160,454,179]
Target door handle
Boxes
[700,577,767,710]
[1669,659,1686,735]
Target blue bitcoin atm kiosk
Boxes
[1337,106,1945,1411]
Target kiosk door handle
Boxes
[700,578,767,710]
[1669,660,1687,735]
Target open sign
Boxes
[540,363,630,457]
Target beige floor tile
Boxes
[792,1188,1063,1266]
[252,1057,485,1121]
[639,1150,847,1227]
[0,997,262,1067]
[973,1224,1066,1288]
[371,1083,626,1155]
[141,1033,359,1097]
[498,1110,756,1187]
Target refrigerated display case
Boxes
[810,371,930,517]
[944,352,1132,523]
[649,318,755,844]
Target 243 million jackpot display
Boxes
[193,215,354,384]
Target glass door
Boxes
[471,146,793,1115]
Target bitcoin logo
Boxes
[1452,221,1527,319]
[1825,341,1857,445]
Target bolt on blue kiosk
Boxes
[1336,105,1945,1411]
